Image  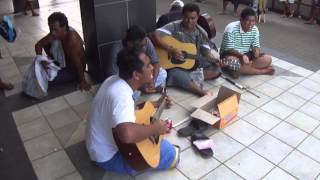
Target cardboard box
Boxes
[190,86,241,129]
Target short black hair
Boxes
[240,8,256,19]
[117,48,144,80]
[48,12,69,31]
[182,3,200,15]
[122,25,146,47]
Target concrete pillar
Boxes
[79,0,156,81]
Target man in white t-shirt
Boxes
[86,48,180,174]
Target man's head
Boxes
[240,8,256,32]
[182,3,200,31]
[123,26,147,51]
[48,12,69,40]
[170,0,184,11]
[117,48,154,86]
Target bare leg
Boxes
[240,55,274,75]
[217,0,229,14]
[204,70,220,80]
[0,50,2,59]
[281,1,290,17]
[25,1,39,16]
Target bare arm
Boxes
[35,34,51,55]
[252,47,261,58]
[114,121,168,144]
[150,32,183,59]
[69,33,91,90]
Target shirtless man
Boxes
[35,12,91,91]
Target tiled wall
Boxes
[79,0,156,81]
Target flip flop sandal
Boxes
[178,125,196,137]
[191,132,213,157]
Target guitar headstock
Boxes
[220,57,241,71]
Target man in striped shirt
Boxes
[220,8,274,77]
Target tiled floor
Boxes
[2,0,320,180]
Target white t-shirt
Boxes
[86,75,135,162]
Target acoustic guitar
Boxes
[113,90,168,171]
[156,36,240,71]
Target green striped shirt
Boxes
[220,21,260,54]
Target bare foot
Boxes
[205,91,213,96]
[304,21,315,24]
[263,66,275,75]
[233,12,239,17]
[0,82,14,90]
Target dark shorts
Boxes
[49,67,78,86]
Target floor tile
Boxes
[164,129,191,151]
[238,76,265,88]
[250,134,293,164]
[17,116,51,142]
[223,120,264,146]
[268,77,296,90]
[176,95,200,112]
[299,102,320,121]
[276,92,306,110]
[269,121,308,147]
[311,94,320,106]
[225,149,274,180]
[54,120,86,148]
[57,171,83,180]
[288,84,317,100]
[38,97,70,115]
[64,90,93,106]
[261,100,295,120]
[238,100,256,118]
[12,105,43,126]
[243,109,281,132]
[289,66,314,77]
[280,70,304,83]
[255,83,284,98]
[46,108,81,130]
[313,126,320,140]
[24,132,62,161]
[299,79,320,93]
[210,132,245,162]
[160,104,190,126]
[72,101,91,119]
[135,169,187,180]
[241,91,271,107]
[308,73,320,84]
[262,167,296,180]
[32,150,76,180]
[273,60,296,70]
[298,136,320,163]
[279,150,320,180]
[200,165,244,180]
[285,111,319,133]
[166,87,195,103]
[177,148,220,180]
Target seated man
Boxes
[35,12,91,91]
[110,25,166,96]
[156,0,184,28]
[220,7,274,77]
[151,3,220,96]
[86,48,180,174]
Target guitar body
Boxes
[157,36,197,70]
[113,101,163,171]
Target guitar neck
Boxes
[151,91,167,123]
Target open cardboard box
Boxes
[190,86,241,129]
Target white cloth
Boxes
[86,75,136,162]
[22,55,60,99]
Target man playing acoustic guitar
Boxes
[151,3,221,96]
[86,48,180,174]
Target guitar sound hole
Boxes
[171,57,184,64]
